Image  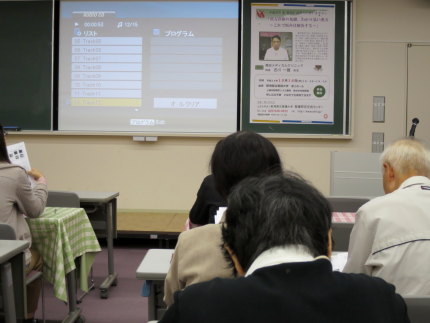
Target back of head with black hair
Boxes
[210,131,282,198]
[222,173,332,272]
[0,124,10,163]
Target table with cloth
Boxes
[26,207,101,302]
[332,212,356,223]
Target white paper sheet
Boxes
[331,252,348,272]
[214,207,227,224]
[7,142,35,186]
[7,142,31,170]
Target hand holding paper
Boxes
[28,168,44,181]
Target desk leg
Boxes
[1,262,17,323]
[99,200,118,299]
[63,270,83,323]
[148,281,156,321]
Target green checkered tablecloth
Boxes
[27,207,101,302]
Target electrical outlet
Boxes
[372,132,384,153]
[373,96,385,122]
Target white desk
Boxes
[0,240,29,323]
[136,249,174,321]
[74,191,119,299]
[136,249,174,280]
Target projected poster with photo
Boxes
[241,1,352,136]
[58,1,239,133]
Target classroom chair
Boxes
[327,196,369,212]
[46,191,80,208]
[403,296,430,323]
[328,197,369,252]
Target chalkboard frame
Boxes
[0,0,351,137]
[0,0,53,131]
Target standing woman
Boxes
[0,124,47,322]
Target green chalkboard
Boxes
[241,0,352,136]
[0,1,52,130]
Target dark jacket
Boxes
[160,258,410,323]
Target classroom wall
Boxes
[7,0,430,211]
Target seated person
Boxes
[188,174,226,227]
[160,174,409,323]
[0,124,47,322]
[163,130,282,306]
[344,138,430,295]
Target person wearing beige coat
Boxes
[164,130,283,306]
[164,221,232,306]
[0,124,47,321]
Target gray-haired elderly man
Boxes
[344,138,430,295]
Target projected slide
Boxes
[58,1,238,133]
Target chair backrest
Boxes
[47,190,80,208]
[404,296,430,323]
[327,197,369,212]
[0,223,17,240]
[332,223,354,252]
[328,197,368,251]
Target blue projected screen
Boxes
[58,1,239,133]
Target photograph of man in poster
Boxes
[260,33,292,61]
